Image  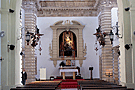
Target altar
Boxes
[59,67,78,80]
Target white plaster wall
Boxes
[14,0,22,85]
[111,8,119,47]
[36,17,99,79]
[0,0,1,86]
[0,12,1,87]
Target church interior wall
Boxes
[35,17,99,79]
[0,3,1,87]
[14,0,22,85]
[111,7,119,47]
[0,0,22,89]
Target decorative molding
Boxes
[79,60,83,67]
[97,0,117,14]
[36,0,100,16]
[83,43,87,56]
[35,0,118,17]
[112,45,120,84]
[53,60,57,67]
[37,9,98,17]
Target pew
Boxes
[10,88,55,90]
[77,79,133,90]
[10,81,61,90]
[16,86,57,88]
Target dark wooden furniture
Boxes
[77,79,134,90]
[10,81,61,90]
[89,67,93,80]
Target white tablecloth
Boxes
[60,69,78,75]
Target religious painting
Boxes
[59,31,77,57]
[66,59,71,66]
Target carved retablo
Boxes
[49,20,87,67]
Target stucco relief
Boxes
[36,0,99,17]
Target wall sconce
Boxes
[26,31,30,45]
[20,52,24,56]
[0,31,5,37]
[125,7,130,11]
[0,57,4,61]
[105,69,113,82]
[20,51,25,57]
[125,44,132,50]
[105,72,113,77]
[109,30,114,44]
[113,22,122,38]
[93,25,106,46]
[30,26,44,48]
[133,31,135,36]
[9,9,14,13]
[24,26,44,47]
[118,51,120,56]
[7,44,15,52]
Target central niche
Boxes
[59,31,77,57]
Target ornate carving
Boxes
[49,44,52,56]
[79,60,83,67]
[83,43,87,56]
[37,9,98,17]
[53,60,57,67]
[97,0,117,13]
[64,20,70,25]
[53,20,63,25]
[50,20,86,67]
[36,0,100,17]
[39,1,96,7]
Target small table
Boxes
[60,69,78,80]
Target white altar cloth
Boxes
[60,69,78,80]
[60,69,78,75]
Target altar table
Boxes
[60,69,78,80]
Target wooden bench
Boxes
[10,81,61,90]
[16,86,57,88]
[10,88,55,90]
[77,79,133,90]
[81,87,127,90]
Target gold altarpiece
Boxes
[49,20,87,67]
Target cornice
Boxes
[36,0,99,16]
[22,0,117,17]
[97,0,117,14]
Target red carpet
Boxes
[57,79,83,89]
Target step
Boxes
[61,82,78,85]
[59,85,79,88]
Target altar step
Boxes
[56,76,83,79]
[10,79,134,90]
[58,79,80,89]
